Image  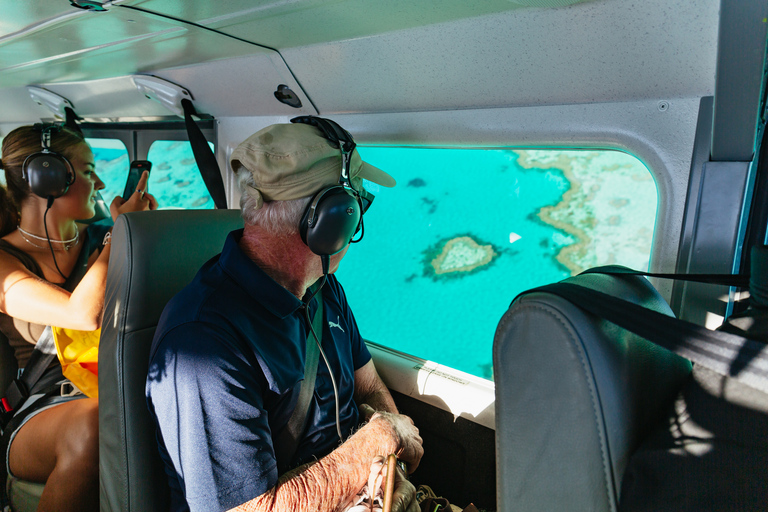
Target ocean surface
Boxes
[90,140,214,210]
[90,140,656,380]
[337,148,576,379]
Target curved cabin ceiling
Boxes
[0,0,718,121]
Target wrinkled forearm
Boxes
[353,360,398,414]
[230,417,399,512]
[358,388,398,415]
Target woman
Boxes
[0,125,157,511]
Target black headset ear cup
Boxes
[300,186,361,256]
[22,151,75,199]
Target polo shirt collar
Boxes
[219,229,304,319]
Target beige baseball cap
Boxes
[230,123,396,210]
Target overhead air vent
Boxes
[26,86,75,118]
[131,75,193,117]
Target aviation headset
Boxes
[21,124,76,199]
[291,116,369,259]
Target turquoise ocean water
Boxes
[90,140,214,210]
[336,148,574,379]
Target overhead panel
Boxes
[0,2,76,36]
[0,4,273,89]
[275,0,719,113]
[0,2,316,121]
[124,0,537,49]
[0,0,719,118]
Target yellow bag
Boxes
[51,326,100,398]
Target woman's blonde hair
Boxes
[0,125,86,237]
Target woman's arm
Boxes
[0,171,158,331]
[0,243,111,331]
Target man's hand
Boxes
[359,403,377,422]
[365,456,419,512]
[387,462,420,512]
[370,411,424,473]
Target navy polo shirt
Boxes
[146,229,371,512]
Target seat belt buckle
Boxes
[4,380,27,412]
[1,397,11,414]
[60,382,80,397]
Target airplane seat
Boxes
[99,209,243,512]
[493,271,693,512]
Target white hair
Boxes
[236,167,312,235]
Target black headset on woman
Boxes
[21,124,76,200]
[19,124,78,280]
[291,116,373,269]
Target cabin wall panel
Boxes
[391,391,496,511]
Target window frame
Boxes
[79,120,216,163]
[80,119,217,210]
[339,144,659,381]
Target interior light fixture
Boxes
[26,86,75,119]
[131,75,193,117]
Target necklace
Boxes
[17,225,80,251]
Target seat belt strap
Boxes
[181,98,227,209]
[64,106,83,135]
[520,281,768,394]
[275,284,323,473]
[3,326,57,413]
[579,265,750,287]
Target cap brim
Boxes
[359,162,396,187]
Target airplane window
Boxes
[335,148,658,380]
[87,138,130,205]
[146,141,215,210]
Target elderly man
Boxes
[146,117,423,512]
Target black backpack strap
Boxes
[274,284,323,473]
[1,327,57,419]
[518,281,768,393]
[181,99,227,209]
[64,107,83,135]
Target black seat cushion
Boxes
[98,209,243,512]
[493,271,691,512]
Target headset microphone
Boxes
[21,124,76,199]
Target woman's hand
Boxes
[109,170,158,221]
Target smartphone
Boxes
[122,160,152,200]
